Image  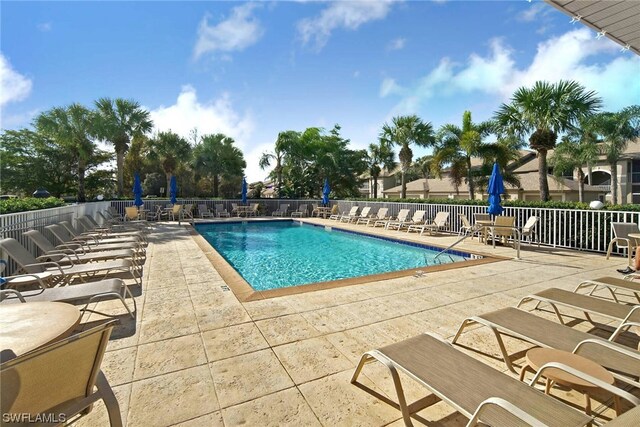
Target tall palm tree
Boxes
[591,105,640,204]
[380,115,435,199]
[193,133,246,197]
[550,117,600,203]
[35,104,98,202]
[495,80,601,201]
[147,131,191,197]
[94,98,153,197]
[432,111,494,199]
[366,139,396,198]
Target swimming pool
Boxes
[195,220,477,291]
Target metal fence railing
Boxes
[1,198,637,274]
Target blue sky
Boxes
[2,0,639,182]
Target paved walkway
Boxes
[77,218,635,426]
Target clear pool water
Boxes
[195,220,471,291]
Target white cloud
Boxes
[298,0,396,50]
[517,3,548,22]
[149,85,254,150]
[380,77,400,97]
[382,28,640,114]
[37,22,52,32]
[193,3,264,59]
[353,70,360,78]
[387,37,406,51]
[0,53,32,107]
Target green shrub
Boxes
[0,197,66,214]
[344,197,640,212]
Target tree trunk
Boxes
[213,175,220,198]
[77,162,86,203]
[467,157,474,199]
[401,171,406,199]
[538,149,550,201]
[116,150,125,197]
[577,168,585,203]
[611,162,618,205]
[372,174,378,199]
[166,173,171,198]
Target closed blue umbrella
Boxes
[169,175,178,205]
[133,172,143,207]
[241,177,247,205]
[487,162,504,216]
[322,178,330,206]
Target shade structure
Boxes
[169,175,178,205]
[241,177,247,205]
[322,178,330,206]
[487,163,504,216]
[133,172,143,207]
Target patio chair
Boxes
[181,204,194,221]
[352,333,594,427]
[0,238,141,286]
[291,204,308,218]
[247,203,260,217]
[311,203,320,217]
[146,205,163,221]
[387,210,425,231]
[107,206,123,221]
[231,203,239,216]
[328,205,341,220]
[272,204,290,217]
[474,213,491,223]
[574,276,640,304]
[0,277,136,318]
[199,204,214,218]
[358,208,389,226]
[521,216,540,246]
[488,216,516,245]
[606,222,640,266]
[124,206,142,222]
[0,321,123,427]
[338,206,360,222]
[373,209,409,228]
[517,287,640,341]
[215,204,230,218]
[407,211,449,235]
[458,213,474,236]
[83,214,145,233]
[349,206,373,223]
[168,204,183,221]
[23,230,140,266]
[452,307,640,387]
[61,220,146,245]
[45,224,144,254]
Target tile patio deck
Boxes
[76,217,638,426]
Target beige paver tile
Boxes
[325,323,397,364]
[243,298,296,320]
[300,305,366,333]
[171,411,224,426]
[209,349,294,408]
[190,290,239,309]
[201,323,269,362]
[142,298,194,320]
[195,304,252,331]
[255,313,322,346]
[299,370,400,427]
[134,333,207,380]
[128,365,218,427]
[273,336,353,384]
[139,312,199,344]
[101,346,137,386]
[221,387,321,427]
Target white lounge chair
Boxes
[199,204,214,218]
[291,204,308,218]
[272,204,290,217]
[341,207,370,223]
[338,206,359,222]
[388,210,425,231]
[358,208,389,226]
[373,209,409,228]
[521,216,540,246]
[407,211,449,235]
[215,204,230,217]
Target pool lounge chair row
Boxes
[352,275,640,425]
[327,206,451,235]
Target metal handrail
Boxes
[433,225,484,261]
[433,224,522,260]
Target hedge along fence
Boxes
[0,197,66,214]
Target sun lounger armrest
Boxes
[467,397,548,427]
[22,261,68,275]
[55,243,86,254]
[531,362,640,407]
[36,253,75,264]
[0,289,26,302]
[573,338,640,360]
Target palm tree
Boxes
[380,115,435,199]
[550,117,600,203]
[35,104,98,202]
[193,133,246,197]
[259,131,300,196]
[591,106,640,204]
[432,111,494,199]
[495,80,601,201]
[94,98,153,197]
[147,131,191,197]
[366,139,396,198]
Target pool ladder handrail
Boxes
[431,224,521,262]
